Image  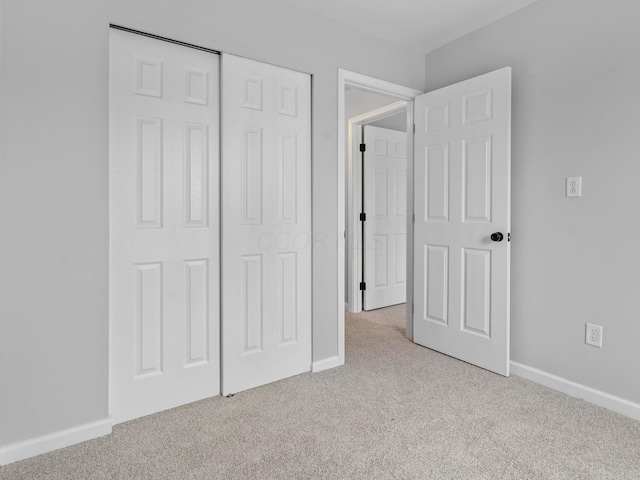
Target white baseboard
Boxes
[0,417,112,466]
[345,302,362,314]
[511,361,640,421]
[311,355,343,373]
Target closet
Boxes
[109,28,311,423]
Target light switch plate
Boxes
[566,176,582,197]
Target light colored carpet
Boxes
[2,305,640,479]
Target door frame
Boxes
[338,70,422,358]
[347,103,407,314]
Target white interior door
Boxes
[413,67,511,376]
[109,29,220,423]
[221,54,311,395]
[363,125,407,310]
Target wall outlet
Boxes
[585,323,603,348]
[566,176,582,197]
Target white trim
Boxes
[346,102,408,314]
[511,362,640,421]
[345,119,364,313]
[346,123,363,314]
[0,418,112,466]
[338,69,422,351]
[311,355,343,373]
[404,100,415,341]
[349,100,408,126]
[342,71,422,99]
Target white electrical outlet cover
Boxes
[585,322,603,348]
[566,176,582,197]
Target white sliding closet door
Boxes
[109,29,220,423]
[221,54,311,395]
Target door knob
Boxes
[490,232,504,242]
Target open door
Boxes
[362,125,407,311]
[413,68,511,376]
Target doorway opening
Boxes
[338,68,512,377]
[347,96,408,313]
[337,70,422,364]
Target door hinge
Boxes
[360,143,366,152]
[413,124,416,134]
[360,212,366,222]
[412,303,414,314]
[508,233,511,242]
[360,282,366,291]
[412,213,415,224]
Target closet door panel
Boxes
[222,54,311,395]
[109,28,220,424]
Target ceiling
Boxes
[281,0,540,53]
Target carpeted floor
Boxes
[2,304,640,479]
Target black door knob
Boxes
[491,232,504,242]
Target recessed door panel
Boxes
[242,76,263,110]
[278,84,298,117]
[134,56,163,98]
[184,67,209,106]
[463,136,492,223]
[462,248,491,337]
[374,167,389,218]
[135,117,163,227]
[279,133,298,224]
[425,245,448,326]
[135,262,163,377]
[185,259,209,366]
[242,128,263,225]
[464,90,493,124]
[425,144,449,222]
[373,234,388,287]
[184,123,208,227]
[426,103,449,132]
[395,168,407,215]
[241,254,264,354]
[279,252,298,345]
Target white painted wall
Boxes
[424,0,640,404]
[0,0,424,448]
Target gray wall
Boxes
[345,88,407,131]
[0,0,424,446]
[0,0,110,448]
[369,112,406,132]
[424,0,640,404]
[345,88,401,120]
